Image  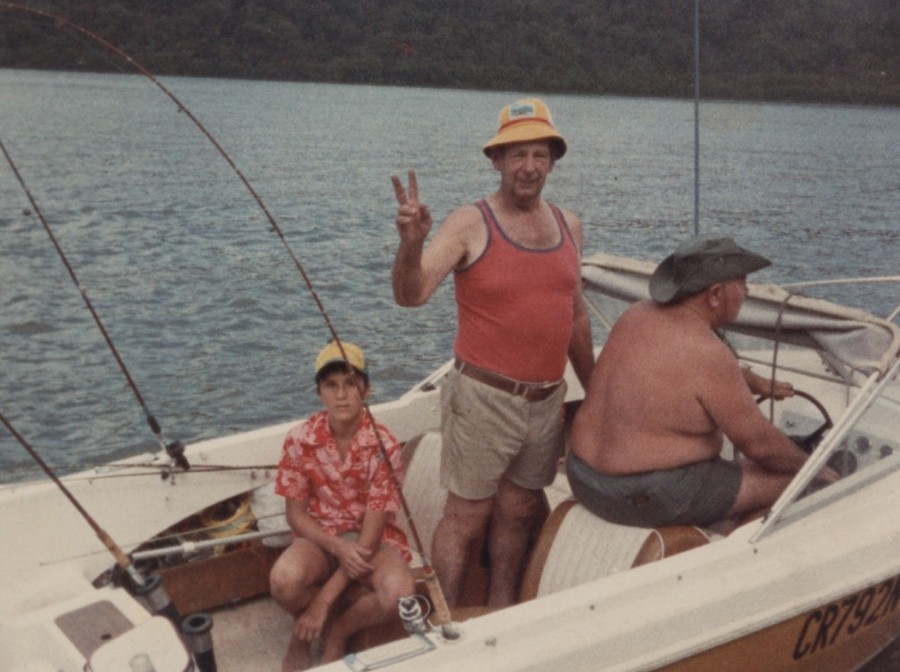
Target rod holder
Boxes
[181,612,217,672]
[132,572,181,625]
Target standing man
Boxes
[390,98,594,607]
[568,236,839,530]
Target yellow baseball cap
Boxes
[483,98,567,159]
[315,340,366,379]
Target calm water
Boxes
[1,69,898,483]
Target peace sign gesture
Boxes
[391,170,432,245]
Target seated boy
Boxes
[269,340,415,671]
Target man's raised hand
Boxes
[391,170,432,244]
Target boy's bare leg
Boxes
[270,539,331,672]
[321,547,415,663]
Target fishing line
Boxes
[0,138,188,471]
[10,463,283,484]
[2,2,454,630]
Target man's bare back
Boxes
[571,300,738,474]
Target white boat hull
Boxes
[3,258,899,672]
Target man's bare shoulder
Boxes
[616,300,671,332]
[676,325,747,394]
[553,203,581,223]
[423,203,487,271]
[549,202,582,231]
[615,302,735,361]
[439,203,484,232]
[674,320,738,370]
[602,301,668,358]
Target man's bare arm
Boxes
[561,210,594,389]
[701,346,809,474]
[390,170,470,306]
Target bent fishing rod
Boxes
[0,411,132,583]
[0,138,188,472]
[0,410,183,622]
[2,2,455,633]
[0,1,341,345]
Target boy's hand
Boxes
[334,537,374,579]
[295,598,330,642]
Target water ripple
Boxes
[1,71,897,482]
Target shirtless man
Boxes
[391,98,593,607]
[568,235,838,529]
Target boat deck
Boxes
[212,597,291,671]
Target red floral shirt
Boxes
[275,410,411,561]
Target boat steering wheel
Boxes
[756,389,833,454]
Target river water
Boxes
[1,69,897,484]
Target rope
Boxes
[766,293,792,421]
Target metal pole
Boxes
[694,0,701,235]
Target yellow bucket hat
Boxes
[315,340,366,379]
[483,98,567,159]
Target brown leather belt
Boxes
[453,358,562,402]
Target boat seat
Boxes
[397,431,550,576]
[351,430,491,652]
[520,499,712,601]
[395,431,449,570]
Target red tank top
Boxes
[453,199,580,383]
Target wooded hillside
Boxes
[1,0,897,105]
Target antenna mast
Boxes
[693,0,701,234]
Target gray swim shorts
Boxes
[566,451,742,528]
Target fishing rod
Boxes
[0,138,188,471]
[0,411,135,571]
[0,408,180,624]
[0,1,342,344]
[2,1,456,635]
[1,411,188,631]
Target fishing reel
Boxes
[155,438,190,479]
[148,414,190,473]
[165,439,190,471]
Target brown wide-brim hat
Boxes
[649,235,772,304]
[483,98,567,159]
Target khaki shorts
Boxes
[440,367,567,500]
